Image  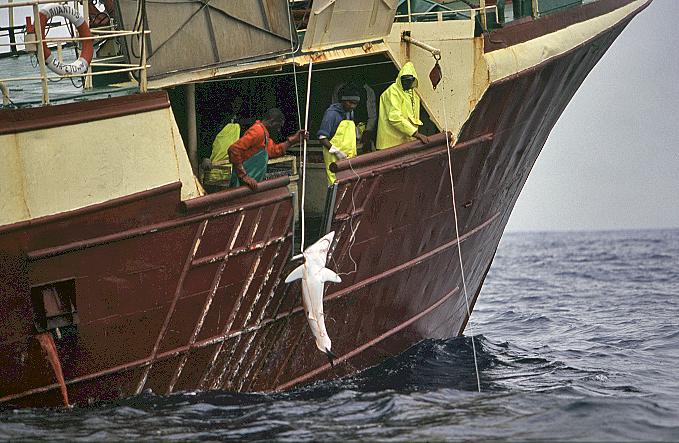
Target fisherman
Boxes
[318,83,361,185]
[331,79,377,153]
[201,96,244,186]
[228,108,306,191]
[376,61,429,150]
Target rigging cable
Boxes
[285,2,306,254]
[300,60,313,252]
[441,69,482,393]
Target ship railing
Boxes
[395,1,501,32]
[0,0,149,106]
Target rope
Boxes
[286,3,306,254]
[300,60,312,252]
[441,72,481,393]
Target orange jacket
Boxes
[228,121,287,166]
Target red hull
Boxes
[0,2,647,407]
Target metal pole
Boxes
[32,3,49,105]
[83,0,93,88]
[8,0,18,56]
[407,0,412,23]
[401,34,441,58]
[139,32,148,92]
[480,0,487,31]
[185,83,198,174]
[532,0,539,18]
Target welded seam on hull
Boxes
[134,219,209,395]
[232,242,289,390]
[223,240,283,390]
[215,204,284,389]
[233,240,292,390]
[200,208,265,389]
[167,210,250,393]
[195,211,248,388]
[274,285,460,391]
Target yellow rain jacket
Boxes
[206,121,240,182]
[323,119,357,185]
[376,62,423,150]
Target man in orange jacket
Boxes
[228,108,306,191]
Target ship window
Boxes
[31,279,79,335]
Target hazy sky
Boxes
[505,0,679,232]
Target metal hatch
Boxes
[116,0,297,79]
[302,0,398,51]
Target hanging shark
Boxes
[285,231,341,366]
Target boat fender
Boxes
[37,4,93,75]
[285,231,341,367]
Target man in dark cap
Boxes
[227,108,306,191]
[317,83,361,185]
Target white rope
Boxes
[286,3,304,254]
[285,3,302,130]
[441,73,481,393]
[300,60,313,252]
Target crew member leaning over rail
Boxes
[376,61,429,150]
[227,108,306,191]
[318,83,361,185]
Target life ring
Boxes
[38,4,93,75]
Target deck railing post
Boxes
[480,0,487,31]
[32,3,49,105]
[8,0,18,56]
[140,30,148,92]
[185,83,198,174]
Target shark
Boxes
[285,231,341,366]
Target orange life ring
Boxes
[38,4,93,75]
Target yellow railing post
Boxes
[532,0,540,18]
[480,0,487,31]
[32,3,49,105]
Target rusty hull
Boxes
[0,6,643,406]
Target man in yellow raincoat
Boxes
[201,96,244,185]
[376,62,429,150]
[318,84,361,184]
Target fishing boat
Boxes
[0,0,652,407]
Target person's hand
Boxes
[329,145,347,160]
[414,131,429,144]
[287,129,309,145]
[200,158,212,171]
[241,175,258,191]
[360,129,374,145]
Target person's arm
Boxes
[317,109,347,159]
[266,130,307,158]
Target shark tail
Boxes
[325,349,337,368]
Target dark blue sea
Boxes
[1,229,678,441]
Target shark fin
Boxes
[284,264,304,283]
[320,268,341,284]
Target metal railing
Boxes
[395,1,501,31]
[0,0,149,105]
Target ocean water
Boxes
[1,229,678,441]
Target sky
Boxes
[1,1,676,232]
[505,0,679,232]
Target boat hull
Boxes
[0,3,646,406]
